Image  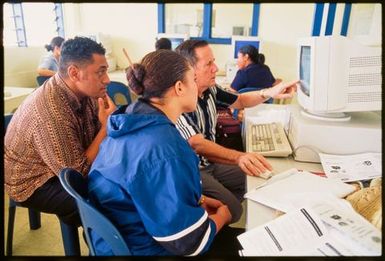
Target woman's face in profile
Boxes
[237,52,248,69]
[182,67,198,112]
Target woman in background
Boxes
[231,45,281,104]
[37,36,65,77]
[88,49,232,256]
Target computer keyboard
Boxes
[250,122,292,157]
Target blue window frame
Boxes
[6,2,65,47]
[158,3,260,45]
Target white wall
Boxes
[4,3,381,87]
[4,46,46,87]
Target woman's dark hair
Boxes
[59,37,106,77]
[175,39,209,66]
[45,36,65,52]
[258,53,266,65]
[155,38,172,50]
[126,49,190,99]
[238,45,260,64]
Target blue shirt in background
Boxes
[231,63,275,92]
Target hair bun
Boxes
[45,44,53,52]
[126,64,145,95]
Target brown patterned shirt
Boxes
[4,74,101,202]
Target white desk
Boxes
[243,104,324,230]
[4,86,36,113]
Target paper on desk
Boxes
[238,203,381,256]
[247,107,291,132]
[319,152,381,182]
[244,168,356,213]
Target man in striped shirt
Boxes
[176,40,297,223]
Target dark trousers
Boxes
[204,226,245,257]
[200,163,246,223]
[18,176,81,227]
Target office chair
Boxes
[59,168,131,256]
[232,87,273,120]
[4,113,80,256]
[106,81,132,106]
[36,76,51,86]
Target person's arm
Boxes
[37,68,56,77]
[84,95,116,164]
[33,95,116,176]
[188,134,272,176]
[129,158,217,255]
[229,80,298,109]
[200,196,232,234]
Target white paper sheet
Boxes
[244,169,356,213]
[319,152,382,182]
[238,203,381,256]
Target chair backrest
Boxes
[4,114,13,132]
[59,168,131,256]
[36,76,51,86]
[106,81,132,106]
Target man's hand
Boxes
[237,152,273,177]
[265,80,298,100]
[97,95,116,127]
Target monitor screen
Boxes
[299,46,311,97]
[234,40,260,59]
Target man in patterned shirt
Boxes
[4,37,116,227]
[175,40,297,222]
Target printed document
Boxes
[238,203,381,256]
[319,152,381,182]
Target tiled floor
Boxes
[4,194,246,256]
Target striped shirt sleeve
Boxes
[176,113,200,140]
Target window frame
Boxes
[6,2,65,47]
[158,3,260,45]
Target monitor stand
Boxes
[300,109,351,122]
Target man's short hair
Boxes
[175,39,208,67]
[59,37,106,77]
[155,38,172,50]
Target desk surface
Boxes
[4,86,36,113]
[243,104,324,230]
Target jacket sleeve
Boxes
[127,157,216,256]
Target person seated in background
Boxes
[37,36,65,77]
[4,37,116,228]
[231,45,282,104]
[175,40,297,223]
[88,49,232,255]
[155,37,172,50]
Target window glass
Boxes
[165,3,203,37]
[3,3,18,46]
[22,2,58,46]
[212,3,253,38]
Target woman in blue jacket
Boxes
[87,50,232,256]
[231,45,281,104]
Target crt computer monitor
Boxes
[156,33,189,50]
[297,35,382,121]
[231,36,261,59]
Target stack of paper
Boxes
[244,168,356,213]
[238,202,381,256]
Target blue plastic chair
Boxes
[59,168,131,256]
[36,76,51,86]
[4,113,80,256]
[106,81,132,106]
[232,87,273,120]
